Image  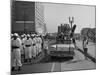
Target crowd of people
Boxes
[11,33,43,71]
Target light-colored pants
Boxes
[12,48,22,67]
[25,47,32,59]
[36,43,42,54]
[32,45,36,57]
[38,43,42,53]
[21,45,24,55]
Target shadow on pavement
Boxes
[39,50,73,63]
[77,48,96,63]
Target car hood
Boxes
[50,44,75,51]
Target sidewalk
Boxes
[76,40,96,58]
[75,40,96,63]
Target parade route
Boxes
[11,44,96,75]
[10,1,96,75]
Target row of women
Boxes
[11,33,43,71]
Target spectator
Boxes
[82,37,88,60]
[11,33,22,71]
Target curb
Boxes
[76,48,96,63]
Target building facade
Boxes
[11,1,45,35]
[35,2,46,35]
[81,28,96,43]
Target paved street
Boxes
[12,62,60,74]
[76,40,96,58]
[11,41,96,75]
[61,49,95,71]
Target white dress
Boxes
[38,37,42,53]
[11,38,22,67]
[35,37,39,55]
[32,38,36,57]
[24,38,33,59]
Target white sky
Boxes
[15,0,96,33]
[43,3,95,33]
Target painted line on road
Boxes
[51,63,55,72]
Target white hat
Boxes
[36,35,38,37]
[23,34,26,36]
[27,34,30,37]
[31,34,34,37]
[21,35,24,37]
[11,34,13,36]
[14,33,18,37]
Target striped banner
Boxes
[15,21,34,23]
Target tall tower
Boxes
[11,1,45,34]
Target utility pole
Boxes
[68,17,74,52]
[69,17,74,29]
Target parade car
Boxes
[48,24,76,58]
[48,43,75,58]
